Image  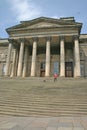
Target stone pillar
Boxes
[60,36,65,77]
[22,45,28,77]
[31,38,38,77]
[17,39,24,77]
[45,37,51,77]
[74,36,81,77]
[14,48,19,76]
[5,42,12,76]
[10,48,17,77]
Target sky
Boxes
[0,0,87,38]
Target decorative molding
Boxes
[32,37,38,42]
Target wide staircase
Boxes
[0,77,87,117]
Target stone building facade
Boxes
[0,17,87,77]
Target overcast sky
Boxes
[0,0,87,38]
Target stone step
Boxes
[0,104,87,113]
[0,97,87,103]
[0,96,87,100]
[0,100,87,107]
[1,105,86,111]
[0,111,82,117]
[0,107,87,117]
[0,98,87,103]
[0,103,87,108]
[0,111,86,118]
[0,78,87,116]
[0,90,86,94]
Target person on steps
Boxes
[54,73,58,82]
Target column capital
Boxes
[8,39,14,43]
[73,35,79,40]
[46,36,51,41]
[59,36,65,41]
[19,38,26,43]
[32,37,38,42]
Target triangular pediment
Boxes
[6,17,82,32]
[25,22,63,29]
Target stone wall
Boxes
[0,46,8,76]
[80,43,87,77]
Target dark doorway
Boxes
[40,70,45,77]
[53,62,59,74]
[65,62,73,77]
[40,62,45,77]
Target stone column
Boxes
[14,47,19,76]
[17,39,24,77]
[60,36,65,77]
[45,37,51,77]
[74,36,81,77]
[31,38,38,77]
[10,48,17,77]
[22,45,28,77]
[5,42,12,76]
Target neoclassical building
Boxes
[0,17,87,77]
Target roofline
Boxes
[20,16,60,23]
[6,16,82,34]
[20,16,82,25]
[0,38,8,40]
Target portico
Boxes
[5,17,82,78]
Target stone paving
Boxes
[0,115,87,130]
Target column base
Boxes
[30,75,36,77]
[74,76,81,78]
[4,75,10,77]
[45,75,50,77]
[60,75,65,77]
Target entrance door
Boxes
[40,62,45,77]
[53,62,59,74]
[65,62,73,77]
[40,70,45,77]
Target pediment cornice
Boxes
[6,17,82,36]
